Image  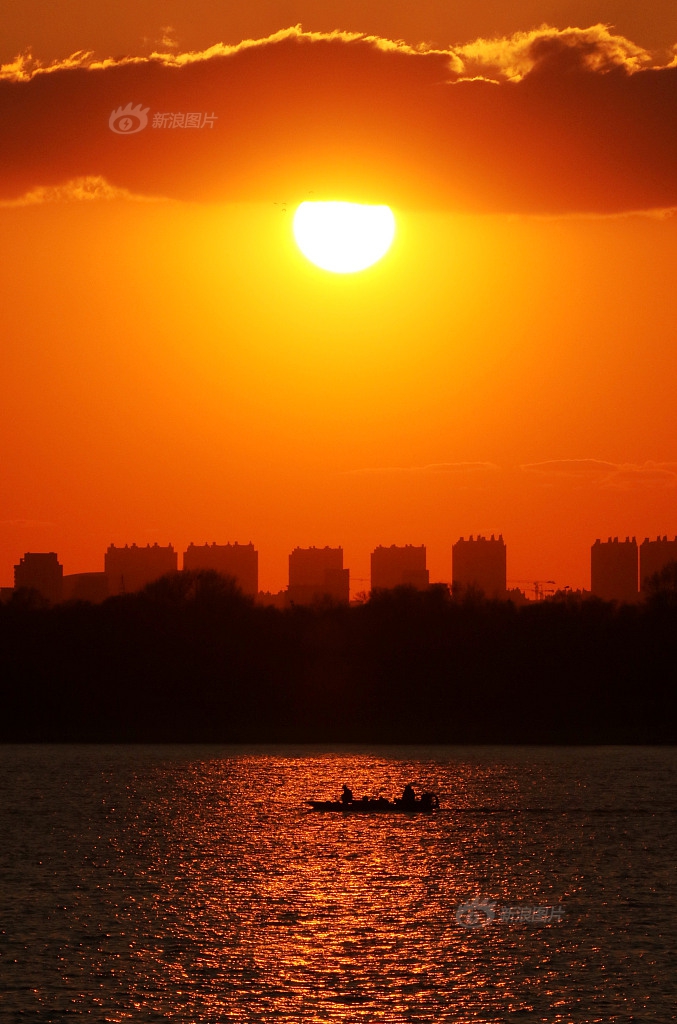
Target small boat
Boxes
[307,793,440,814]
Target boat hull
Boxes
[307,800,436,813]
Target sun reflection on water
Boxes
[110,754,568,1020]
[1,746,675,1021]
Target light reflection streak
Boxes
[1,746,674,1021]
[121,754,567,1020]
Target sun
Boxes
[292,201,396,273]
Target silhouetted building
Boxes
[371,544,429,591]
[640,535,677,592]
[452,535,507,599]
[590,537,638,602]
[0,587,13,604]
[63,572,109,604]
[13,552,63,604]
[183,542,258,595]
[288,546,350,605]
[104,543,177,595]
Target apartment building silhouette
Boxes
[104,543,178,596]
[640,535,677,592]
[13,552,63,604]
[288,546,350,605]
[591,537,638,602]
[371,544,429,591]
[452,535,507,599]
[183,542,258,596]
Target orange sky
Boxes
[1,4,676,594]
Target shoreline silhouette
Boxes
[1,571,675,744]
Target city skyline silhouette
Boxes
[6,532,677,605]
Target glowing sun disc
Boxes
[293,201,395,273]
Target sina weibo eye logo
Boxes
[109,103,150,134]
[455,899,496,928]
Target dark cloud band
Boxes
[2,26,676,213]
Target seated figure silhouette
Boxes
[401,784,417,808]
[340,784,353,805]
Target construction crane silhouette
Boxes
[508,579,557,601]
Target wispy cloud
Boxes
[344,462,500,476]
[158,27,179,53]
[0,27,444,82]
[521,458,618,478]
[0,175,165,207]
[0,24,655,85]
[521,459,677,488]
[604,462,677,489]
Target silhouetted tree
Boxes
[0,580,676,743]
[136,569,251,608]
[645,560,677,605]
[8,587,50,610]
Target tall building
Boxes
[182,542,258,596]
[13,552,63,604]
[371,544,429,591]
[591,537,638,602]
[104,543,177,596]
[452,535,507,599]
[288,546,350,605]
[639,536,677,592]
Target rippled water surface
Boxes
[0,745,675,1022]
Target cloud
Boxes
[0,174,164,206]
[0,24,650,85]
[345,462,500,475]
[1,26,676,214]
[521,459,677,488]
[521,458,618,478]
[456,24,652,83]
[158,27,179,53]
[0,27,443,83]
[603,462,677,489]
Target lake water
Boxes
[0,745,675,1022]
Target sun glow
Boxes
[292,201,396,273]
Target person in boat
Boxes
[401,783,417,808]
[340,784,353,805]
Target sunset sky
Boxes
[2,1,676,594]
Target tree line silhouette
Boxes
[1,569,676,743]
